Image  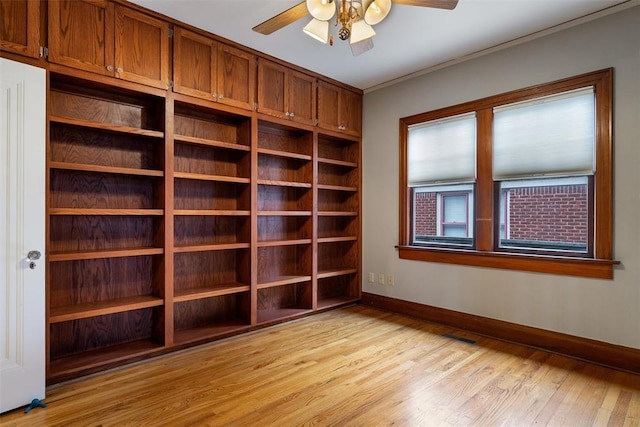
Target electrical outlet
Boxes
[378,273,385,285]
[368,272,375,283]
[387,275,394,286]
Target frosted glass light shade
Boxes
[350,20,376,44]
[306,0,336,21]
[364,0,391,25]
[303,18,330,43]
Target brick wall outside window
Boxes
[508,185,587,243]
[415,185,587,242]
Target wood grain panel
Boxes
[258,154,312,183]
[0,0,40,58]
[174,179,250,211]
[174,142,249,178]
[49,308,158,359]
[174,215,250,247]
[258,216,312,242]
[257,245,312,283]
[50,124,162,170]
[317,215,358,239]
[50,170,162,209]
[174,293,250,331]
[317,240,358,272]
[317,188,358,212]
[257,186,312,211]
[258,122,313,156]
[257,59,287,118]
[49,215,161,253]
[173,249,251,291]
[318,162,358,187]
[217,44,255,110]
[173,26,216,99]
[49,256,162,309]
[174,102,250,146]
[47,0,115,76]
[289,71,316,126]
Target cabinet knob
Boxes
[218,94,224,99]
[290,112,295,118]
[116,67,123,74]
[285,112,290,117]
[106,65,114,72]
[212,93,218,98]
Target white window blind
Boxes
[407,112,476,186]
[493,87,595,179]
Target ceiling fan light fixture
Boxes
[363,0,391,25]
[306,0,336,21]
[303,18,330,43]
[350,19,376,44]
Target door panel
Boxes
[0,58,46,414]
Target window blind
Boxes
[493,87,595,179]
[407,112,476,186]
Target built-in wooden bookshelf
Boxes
[4,0,363,384]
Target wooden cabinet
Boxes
[0,0,41,58]
[47,73,167,383]
[173,27,255,111]
[257,58,316,126]
[317,80,362,137]
[48,1,169,89]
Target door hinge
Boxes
[169,80,174,88]
[168,28,174,38]
[40,46,49,59]
[254,102,258,111]
[315,118,319,125]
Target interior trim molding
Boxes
[360,292,640,375]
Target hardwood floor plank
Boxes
[1,305,639,426]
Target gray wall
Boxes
[361,7,640,349]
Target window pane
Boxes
[407,113,476,185]
[493,87,595,179]
[412,184,474,247]
[498,177,590,253]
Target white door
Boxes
[0,58,46,413]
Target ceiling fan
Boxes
[253,0,459,56]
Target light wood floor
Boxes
[1,305,639,426]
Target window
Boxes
[398,69,616,279]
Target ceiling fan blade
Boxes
[392,0,459,10]
[252,2,309,35]
[350,38,374,57]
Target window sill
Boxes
[396,245,619,279]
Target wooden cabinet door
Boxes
[289,71,316,126]
[115,5,169,90]
[48,0,115,76]
[173,26,217,100]
[0,0,41,58]
[317,80,341,132]
[257,59,288,119]
[340,88,362,137]
[217,44,255,110]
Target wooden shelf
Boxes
[48,339,164,383]
[258,211,312,216]
[257,180,312,188]
[258,148,312,161]
[318,211,359,217]
[317,157,358,168]
[174,134,250,152]
[174,283,251,302]
[257,275,312,289]
[174,209,250,216]
[317,296,359,310]
[257,239,312,247]
[173,322,250,346]
[257,307,313,324]
[49,208,164,216]
[173,243,250,253]
[49,115,164,138]
[317,268,358,279]
[49,247,164,262]
[50,296,164,323]
[318,236,358,244]
[49,161,164,177]
[317,184,358,192]
[174,171,250,184]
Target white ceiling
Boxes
[128,0,636,91]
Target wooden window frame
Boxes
[398,68,618,279]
